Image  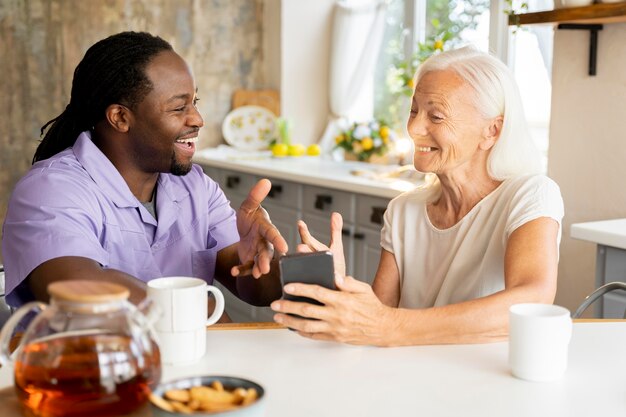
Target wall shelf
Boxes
[509,3,626,76]
[508,3,626,26]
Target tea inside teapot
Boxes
[0,280,161,417]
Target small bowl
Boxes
[151,375,265,417]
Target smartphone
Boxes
[279,251,336,306]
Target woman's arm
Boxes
[272,216,559,346]
[384,216,559,346]
[371,250,401,307]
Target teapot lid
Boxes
[47,280,130,303]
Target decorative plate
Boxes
[222,105,277,151]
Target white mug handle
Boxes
[206,285,225,326]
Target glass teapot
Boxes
[0,280,161,417]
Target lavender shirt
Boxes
[2,132,239,307]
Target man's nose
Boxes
[189,105,204,128]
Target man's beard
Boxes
[170,153,193,176]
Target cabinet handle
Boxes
[353,232,365,240]
[268,184,283,198]
[341,228,351,237]
[226,175,240,189]
[370,206,386,225]
[315,194,333,210]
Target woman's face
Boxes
[407,69,493,176]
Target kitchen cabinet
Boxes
[195,149,422,321]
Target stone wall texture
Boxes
[0,0,266,263]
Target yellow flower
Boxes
[406,78,414,89]
[379,126,389,139]
[361,137,373,151]
[434,40,444,51]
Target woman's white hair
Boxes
[415,46,543,180]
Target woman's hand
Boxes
[297,212,346,279]
[270,275,397,346]
[231,179,288,278]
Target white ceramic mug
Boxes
[509,303,572,382]
[147,277,225,365]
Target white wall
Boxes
[278,0,335,145]
[549,23,626,314]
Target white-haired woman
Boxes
[270,47,564,346]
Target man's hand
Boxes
[231,179,288,278]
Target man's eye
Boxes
[430,114,443,122]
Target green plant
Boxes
[504,0,529,32]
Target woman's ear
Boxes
[104,104,131,133]
[480,116,503,151]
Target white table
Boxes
[571,219,626,317]
[1,322,624,417]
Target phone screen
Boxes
[279,251,335,305]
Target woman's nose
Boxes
[406,112,427,137]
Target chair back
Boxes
[572,281,626,319]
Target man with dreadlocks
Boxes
[2,32,287,312]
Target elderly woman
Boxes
[270,47,564,346]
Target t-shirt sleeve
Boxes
[380,195,398,254]
[504,175,565,242]
[203,170,239,252]
[2,174,109,306]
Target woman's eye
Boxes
[430,114,443,122]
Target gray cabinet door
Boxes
[352,227,383,285]
[263,201,301,253]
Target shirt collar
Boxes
[73,131,139,209]
[73,131,190,207]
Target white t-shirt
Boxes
[380,175,564,309]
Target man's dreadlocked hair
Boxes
[33,31,173,163]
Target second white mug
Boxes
[147,276,225,364]
[508,303,572,382]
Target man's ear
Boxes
[104,104,132,133]
[479,115,503,151]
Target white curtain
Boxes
[319,0,388,155]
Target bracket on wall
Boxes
[557,23,603,76]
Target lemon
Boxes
[288,143,306,157]
[306,144,321,156]
[379,126,390,139]
[271,143,289,157]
